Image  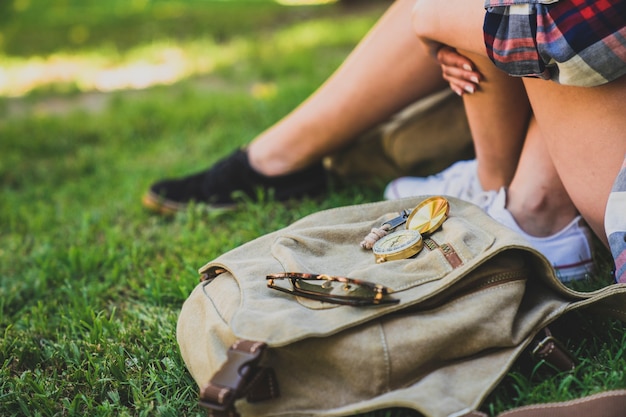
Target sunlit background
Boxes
[1,3,410,416]
[0,0,348,98]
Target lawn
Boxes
[0,1,624,416]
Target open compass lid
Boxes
[405,196,450,235]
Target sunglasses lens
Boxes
[293,279,374,299]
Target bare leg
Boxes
[248,0,448,176]
[506,117,579,237]
[411,0,580,234]
[411,1,528,191]
[456,52,529,190]
[489,117,594,281]
[523,76,626,245]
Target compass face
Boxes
[373,229,423,263]
[406,196,450,235]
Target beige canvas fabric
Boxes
[177,196,626,417]
[324,89,474,184]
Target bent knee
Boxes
[411,0,441,40]
[412,0,488,54]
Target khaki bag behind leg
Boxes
[325,89,473,184]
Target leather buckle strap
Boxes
[530,328,576,372]
[199,340,280,417]
[462,389,626,417]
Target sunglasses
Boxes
[266,272,399,306]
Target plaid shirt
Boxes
[483,0,626,86]
[606,158,626,284]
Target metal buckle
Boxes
[199,341,267,413]
[531,330,576,371]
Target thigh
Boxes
[524,76,626,242]
[411,0,487,56]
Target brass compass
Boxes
[372,196,449,263]
[373,229,423,263]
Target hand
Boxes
[437,46,482,96]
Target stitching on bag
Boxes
[202,279,240,326]
[473,272,526,290]
[266,369,278,399]
[451,281,522,306]
[377,323,391,392]
[439,243,464,269]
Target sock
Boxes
[605,155,626,283]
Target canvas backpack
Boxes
[177,196,626,417]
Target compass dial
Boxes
[373,229,423,263]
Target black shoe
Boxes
[142,149,328,214]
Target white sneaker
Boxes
[486,188,594,282]
[384,159,496,209]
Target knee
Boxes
[411,0,438,40]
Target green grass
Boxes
[1,1,625,416]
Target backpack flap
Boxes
[196,197,558,345]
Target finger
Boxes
[442,69,478,95]
[437,46,472,69]
[442,75,466,96]
[441,64,481,86]
[448,78,474,95]
[438,48,482,83]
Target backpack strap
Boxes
[198,340,279,417]
[463,389,626,417]
[529,327,576,372]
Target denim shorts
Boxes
[483,0,626,86]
